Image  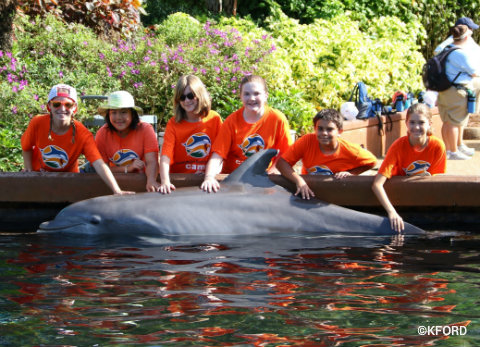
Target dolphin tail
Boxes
[223,149,278,187]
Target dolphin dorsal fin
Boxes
[223,149,278,187]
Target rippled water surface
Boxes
[1,231,480,346]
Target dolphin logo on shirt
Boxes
[404,160,431,176]
[183,133,211,158]
[40,145,69,169]
[308,165,334,175]
[110,149,139,166]
[239,134,265,157]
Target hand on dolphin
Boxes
[146,180,162,193]
[201,176,220,193]
[115,190,135,195]
[295,182,315,200]
[159,182,176,194]
[388,211,404,233]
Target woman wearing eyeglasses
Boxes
[21,84,132,195]
[95,90,161,192]
[159,75,222,194]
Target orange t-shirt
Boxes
[95,122,159,168]
[282,134,377,175]
[212,105,293,173]
[161,111,222,173]
[378,135,446,178]
[21,114,102,172]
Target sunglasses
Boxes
[51,101,75,109]
[180,92,195,101]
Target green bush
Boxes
[142,0,206,25]
[264,9,425,120]
[0,9,433,170]
[0,125,23,172]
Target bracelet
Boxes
[124,165,128,174]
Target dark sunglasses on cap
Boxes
[51,101,75,109]
[180,92,195,101]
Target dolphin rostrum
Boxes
[38,149,424,237]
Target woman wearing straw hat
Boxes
[96,90,161,192]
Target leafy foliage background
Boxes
[1,0,479,171]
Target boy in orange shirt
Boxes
[277,109,377,200]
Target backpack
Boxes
[422,46,461,91]
[349,82,374,119]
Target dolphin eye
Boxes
[90,215,102,225]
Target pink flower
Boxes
[98,52,105,60]
[11,106,17,114]
[59,71,64,78]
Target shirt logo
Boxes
[41,145,69,169]
[239,134,265,157]
[308,165,334,175]
[403,160,431,176]
[183,133,211,158]
[110,149,139,166]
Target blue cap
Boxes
[455,17,479,30]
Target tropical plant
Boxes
[264,8,425,119]
[16,0,145,39]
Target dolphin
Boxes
[38,149,424,238]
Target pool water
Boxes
[1,231,479,346]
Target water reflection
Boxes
[1,232,479,346]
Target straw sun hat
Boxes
[97,91,143,116]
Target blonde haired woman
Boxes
[159,75,222,194]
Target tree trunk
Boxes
[205,0,237,15]
[0,0,17,51]
[206,0,222,13]
[223,0,237,16]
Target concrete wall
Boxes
[341,108,442,157]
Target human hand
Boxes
[388,211,404,233]
[159,182,176,194]
[146,180,162,193]
[201,176,220,193]
[294,183,315,200]
[114,190,135,195]
[334,171,352,179]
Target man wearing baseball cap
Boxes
[434,17,480,59]
[21,83,133,195]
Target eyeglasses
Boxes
[51,101,75,109]
[180,92,195,101]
